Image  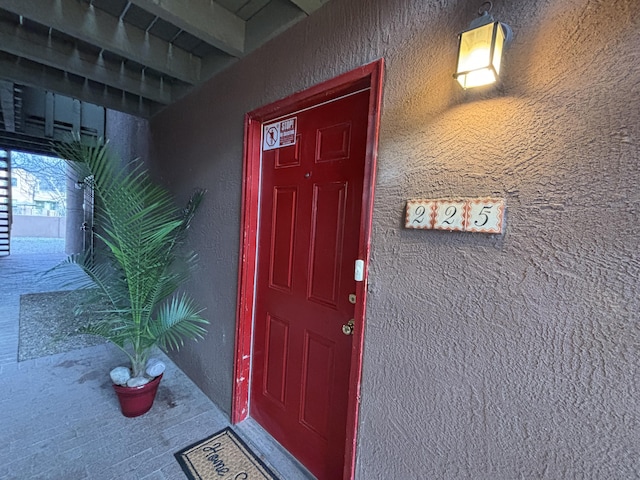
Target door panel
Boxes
[316,123,351,162]
[300,330,334,435]
[308,181,347,307]
[251,90,369,479]
[264,313,289,405]
[269,186,297,292]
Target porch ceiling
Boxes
[0,0,329,119]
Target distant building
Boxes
[11,168,64,216]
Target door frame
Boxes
[233,59,384,479]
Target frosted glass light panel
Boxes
[454,21,505,89]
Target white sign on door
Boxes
[263,117,297,151]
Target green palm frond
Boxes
[52,136,208,375]
[149,294,208,351]
[78,316,130,349]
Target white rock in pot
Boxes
[127,376,150,387]
[110,366,131,386]
[145,358,166,378]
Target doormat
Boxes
[175,427,280,480]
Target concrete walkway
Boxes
[0,250,313,479]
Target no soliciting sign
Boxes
[263,117,297,151]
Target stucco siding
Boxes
[149,0,640,477]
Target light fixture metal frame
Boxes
[453,6,513,89]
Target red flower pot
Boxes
[112,374,163,417]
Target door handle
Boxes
[342,319,354,336]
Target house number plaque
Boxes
[405,197,505,234]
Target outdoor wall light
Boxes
[454,1,513,89]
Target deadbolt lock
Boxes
[348,294,356,304]
[342,319,355,336]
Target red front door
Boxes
[251,90,369,479]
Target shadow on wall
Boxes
[385,0,639,200]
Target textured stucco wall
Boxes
[64,110,149,254]
[149,0,640,478]
[105,109,150,164]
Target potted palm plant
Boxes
[52,137,208,417]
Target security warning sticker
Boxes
[263,117,297,151]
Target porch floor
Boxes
[0,249,314,480]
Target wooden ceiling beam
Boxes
[0,53,160,118]
[0,19,172,105]
[0,0,201,84]
[245,0,305,53]
[0,80,15,132]
[128,0,246,57]
[287,0,329,15]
